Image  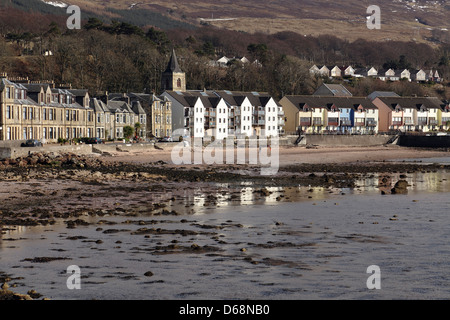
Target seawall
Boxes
[397,135,450,148]
[301,135,393,146]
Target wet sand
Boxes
[1,144,450,300]
[100,144,450,166]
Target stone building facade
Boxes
[0,74,147,142]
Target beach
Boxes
[99,143,450,166]
[1,143,450,300]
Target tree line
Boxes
[0,15,448,100]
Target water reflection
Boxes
[357,171,450,194]
[168,171,450,216]
[2,171,450,239]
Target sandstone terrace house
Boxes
[0,73,149,142]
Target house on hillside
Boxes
[410,69,427,82]
[319,66,330,77]
[310,65,320,75]
[340,66,355,77]
[354,67,378,78]
[328,66,342,78]
[377,69,396,81]
[217,56,230,67]
[425,69,441,82]
[310,65,331,77]
[395,69,411,81]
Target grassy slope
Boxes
[63,0,448,43]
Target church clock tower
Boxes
[161,49,186,92]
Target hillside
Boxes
[38,0,450,44]
[0,0,447,100]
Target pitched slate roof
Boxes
[131,101,146,114]
[284,96,378,111]
[165,90,279,109]
[376,96,444,110]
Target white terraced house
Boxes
[162,90,283,139]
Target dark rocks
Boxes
[22,257,71,263]
[391,180,409,194]
[65,219,90,229]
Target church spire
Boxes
[161,48,186,92]
[164,48,183,73]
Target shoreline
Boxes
[1,144,449,299]
[98,144,450,166]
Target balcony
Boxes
[313,120,323,126]
[366,120,377,126]
[340,119,352,126]
[417,121,427,126]
[328,118,339,126]
[258,120,265,125]
[278,110,285,116]
[392,121,403,126]
[429,119,438,126]
[300,117,311,126]
[404,119,414,125]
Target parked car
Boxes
[85,137,103,144]
[20,139,43,147]
[159,136,173,142]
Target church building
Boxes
[161,49,186,92]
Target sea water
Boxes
[1,171,450,300]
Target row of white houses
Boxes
[310,65,441,82]
[161,90,284,139]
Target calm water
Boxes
[1,170,450,300]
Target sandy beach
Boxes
[100,144,450,167]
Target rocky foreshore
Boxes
[0,152,447,229]
[1,151,449,299]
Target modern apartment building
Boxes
[162,89,283,139]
